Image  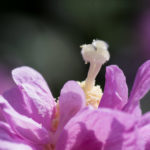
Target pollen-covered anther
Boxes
[79,39,110,108]
[78,81,103,108]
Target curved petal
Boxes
[56,107,138,150]
[137,113,150,150]
[0,141,35,150]
[55,81,85,141]
[0,108,5,121]
[0,121,17,140]
[59,81,85,126]
[0,96,50,144]
[0,121,36,150]
[99,65,128,110]
[123,60,150,116]
[11,66,55,130]
[3,86,29,116]
[138,112,150,128]
[138,125,150,150]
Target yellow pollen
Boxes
[78,81,103,108]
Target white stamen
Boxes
[81,39,110,91]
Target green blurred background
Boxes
[0,0,150,112]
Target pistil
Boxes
[79,39,110,108]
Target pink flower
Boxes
[0,40,150,150]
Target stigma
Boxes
[79,39,110,108]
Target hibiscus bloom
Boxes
[0,40,150,150]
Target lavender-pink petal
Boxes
[56,107,138,150]
[123,60,150,117]
[59,81,85,127]
[0,121,36,150]
[55,81,85,142]
[99,65,128,110]
[12,66,56,130]
[137,112,150,149]
[0,96,50,144]
[3,86,30,116]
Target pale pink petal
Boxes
[0,121,16,140]
[99,65,128,110]
[3,86,29,116]
[123,60,150,117]
[0,108,5,121]
[137,113,150,150]
[0,139,36,150]
[55,81,85,141]
[138,127,150,150]
[12,66,56,130]
[138,112,150,127]
[0,96,50,144]
[56,107,138,150]
[0,121,36,150]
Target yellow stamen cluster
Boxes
[78,81,103,108]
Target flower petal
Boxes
[0,121,17,140]
[137,113,150,150]
[59,81,85,126]
[0,121,36,150]
[0,141,35,150]
[0,96,50,144]
[138,112,150,128]
[12,66,55,130]
[99,65,128,110]
[3,86,29,116]
[55,81,85,141]
[123,60,150,116]
[0,108,5,121]
[138,126,150,150]
[56,107,138,150]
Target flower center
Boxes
[78,39,110,108]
